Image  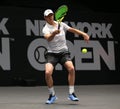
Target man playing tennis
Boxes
[42,9,90,104]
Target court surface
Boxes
[0,85,120,109]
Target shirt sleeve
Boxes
[61,22,71,30]
[42,26,50,36]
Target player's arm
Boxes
[44,30,60,41]
[68,27,90,42]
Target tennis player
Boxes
[42,9,90,104]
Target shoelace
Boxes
[72,93,77,97]
[48,94,54,100]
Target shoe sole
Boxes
[45,97,58,104]
[68,97,79,101]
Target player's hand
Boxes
[53,30,60,35]
[83,33,90,43]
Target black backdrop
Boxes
[0,2,120,86]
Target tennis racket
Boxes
[55,5,68,30]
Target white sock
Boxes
[48,87,55,96]
[69,86,74,94]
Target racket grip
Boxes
[58,24,60,30]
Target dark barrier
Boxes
[0,6,120,86]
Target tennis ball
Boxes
[82,48,87,53]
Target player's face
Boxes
[45,14,54,21]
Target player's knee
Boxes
[45,70,52,77]
[68,66,75,73]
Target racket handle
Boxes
[58,24,60,30]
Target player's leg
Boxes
[45,63,54,88]
[45,53,58,104]
[64,61,79,101]
[64,61,75,86]
[61,51,79,101]
[45,63,57,104]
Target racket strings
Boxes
[55,5,68,21]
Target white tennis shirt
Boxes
[42,21,70,53]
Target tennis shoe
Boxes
[68,93,79,101]
[45,94,57,104]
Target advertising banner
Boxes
[0,6,120,85]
